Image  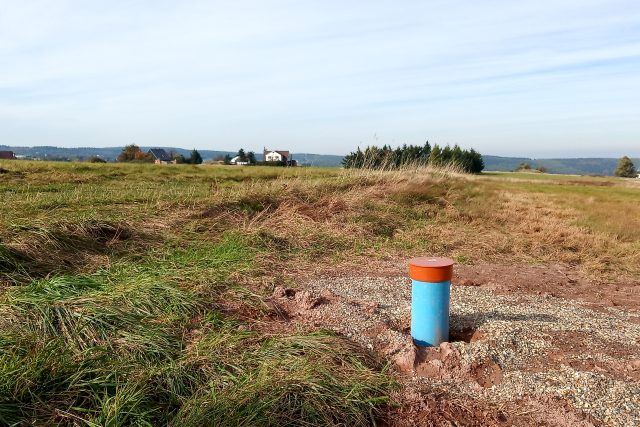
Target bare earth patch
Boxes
[454,263,640,312]
[271,267,640,426]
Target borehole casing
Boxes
[409,257,454,347]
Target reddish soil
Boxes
[527,330,640,382]
[304,260,640,312]
[386,390,600,427]
[453,263,640,311]
[392,341,504,389]
[268,272,617,427]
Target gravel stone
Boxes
[297,276,640,427]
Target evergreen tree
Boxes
[440,145,453,164]
[614,156,637,178]
[190,149,203,165]
[342,142,484,173]
[428,145,442,165]
[422,141,431,162]
[451,145,463,167]
[247,151,257,165]
[468,149,484,173]
[237,149,247,162]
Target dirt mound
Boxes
[392,341,503,388]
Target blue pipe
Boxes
[411,279,450,346]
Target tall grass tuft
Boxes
[175,331,392,427]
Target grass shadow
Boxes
[2,221,161,284]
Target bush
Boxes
[117,145,153,163]
[255,161,286,167]
[517,162,531,171]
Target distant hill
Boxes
[0,145,345,167]
[0,145,235,162]
[286,153,343,167]
[483,156,640,176]
[1,145,638,175]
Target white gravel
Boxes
[302,276,640,427]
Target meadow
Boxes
[1,161,639,425]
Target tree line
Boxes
[342,142,484,173]
[116,145,202,164]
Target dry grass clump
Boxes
[0,220,151,285]
[178,166,472,269]
[484,191,640,277]
[175,330,393,426]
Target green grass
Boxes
[1,160,639,425]
[0,234,391,425]
[0,161,396,425]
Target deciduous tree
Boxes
[117,144,142,162]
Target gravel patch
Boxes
[283,276,640,427]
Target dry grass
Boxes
[2,160,637,279]
[153,164,640,280]
[0,160,639,425]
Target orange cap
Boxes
[409,257,454,282]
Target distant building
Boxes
[263,148,289,163]
[148,148,175,164]
[230,156,250,166]
[0,151,16,160]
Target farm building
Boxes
[148,148,176,164]
[0,151,16,160]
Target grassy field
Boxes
[1,161,639,425]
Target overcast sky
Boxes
[1,1,639,157]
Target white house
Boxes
[263,148,290,163]
[230,156,250,166]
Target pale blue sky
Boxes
[1,0,639,157]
